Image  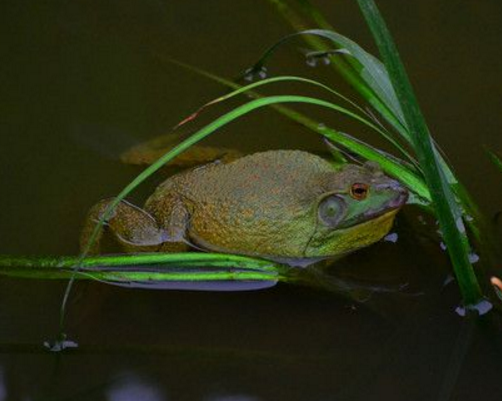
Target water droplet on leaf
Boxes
[468,252,480,263]
[455,217,466,234]
[443,274,455,287]
[243,66,268,81]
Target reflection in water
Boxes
[205,395,262,401]
[107,374,166,401]
[0,367,6,401]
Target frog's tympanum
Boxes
[81,150,408,260]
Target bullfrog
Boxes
[81,150,408,261]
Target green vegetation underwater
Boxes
[1,0,502,400]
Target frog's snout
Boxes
[388,188,409,208]
[376,180,409,209]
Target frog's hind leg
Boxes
[80,199,170,254]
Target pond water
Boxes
[2,0,502,400]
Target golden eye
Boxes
[350,183,369,200]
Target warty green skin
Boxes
[81,150,408,260]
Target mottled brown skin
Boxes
[81,150,408,259]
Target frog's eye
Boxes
[350,183,369,200]
[318,196,346,227]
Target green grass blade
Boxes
[205,75,367,117]
[357,0,483,307]
[486,149,502,173]
[265,1,411,138]
[247,29,407,134]
[0,253,278,270]
[0,253,282,289]
[176,74,415,163]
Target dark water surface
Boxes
[2,1,502,400]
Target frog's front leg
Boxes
[80,199,170,254]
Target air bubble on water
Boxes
[321,55,331,65]
[384,232,398,243]
[44,338,79,352]
[244,70,254,82]
[455,299,493,316]
[306,56,318,67]
[443,274,455,287]
[244,66,268,81]
[440,241,447,251]
[468,252,480,264]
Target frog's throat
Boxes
[305,208,400,258]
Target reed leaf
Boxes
[356,0,483,307]
[246,28,408,139]
[0,253,281,290]
[177,74,415,164]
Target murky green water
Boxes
[1,1,502,400]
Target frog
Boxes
[80,150,408,261]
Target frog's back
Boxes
[152,150,334,206]
[145,150,335,257]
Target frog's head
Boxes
[305,161,408,257]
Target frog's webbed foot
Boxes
[80,199,171,254]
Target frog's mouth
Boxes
[363,190,408,220]
[348,188,409,227]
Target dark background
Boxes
[1,1,502,400]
